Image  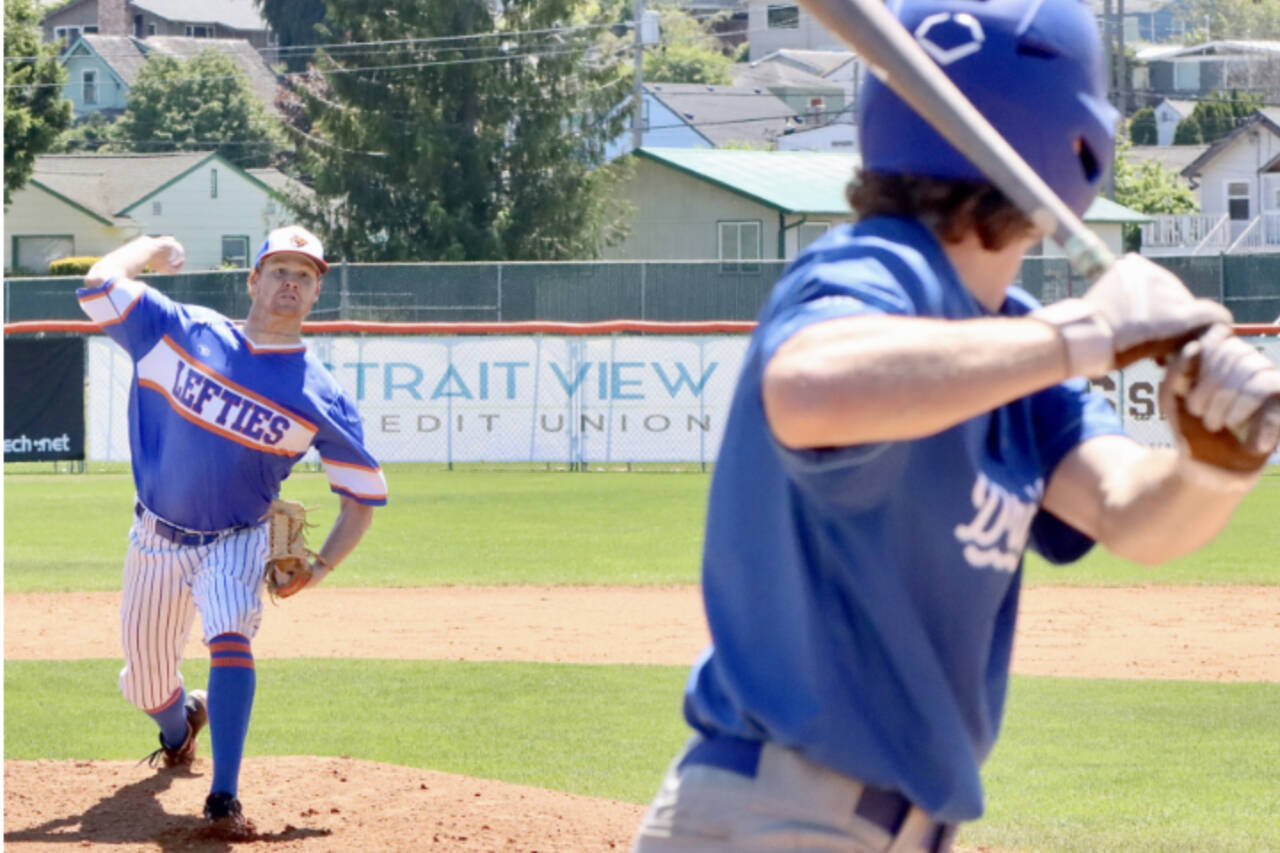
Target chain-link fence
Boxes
[7,254,1279,324]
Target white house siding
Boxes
[61,51,129,116]
[748,1,845,61]
[4,182,134,273]
[603,158,782,261]
[1193,130,1280,229]
[1156,102,1186,146]
[121,160,288,270]
[1037,223,1125,259]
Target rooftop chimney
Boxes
[98,0,129,36]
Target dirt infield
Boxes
[5,584,1278,851]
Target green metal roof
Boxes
[1080,195,1154,224]
[638,147,857,215]
[636,147,1153,223]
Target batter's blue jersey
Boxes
[682,216,1124,823]
[78,276,387,531]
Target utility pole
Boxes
[632,0,645,152]
[1117,0,1126,113]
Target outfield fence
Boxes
[6,320,1280,469]
[6,255,1280,324]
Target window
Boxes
[83,25,97,33]
[1227,181,1250,221]
[1265,174,1280,210]
[82,69,97,105]
[152,201,162,215]
[55,26,81,45]
[13,236,74,274]
[1173,60,1200,91]
[210,168,218,199]
[719,221,762,273]
[221,236,250,268]
[185,25,210,37]
[148,23,157,35]
[767,4,800,29]
[797,222,830,251]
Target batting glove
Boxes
[1031,254,1233,378]
[1161,326,1280,492]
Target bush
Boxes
[1129,107,1157,145]
[47,255,100,275]
[1173,116,1203,145]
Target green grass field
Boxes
[5,465,1279,852]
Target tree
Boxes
[1182,90,1262,145]
[642,4,734,85]
[1173,115,1203,145]
[1113,137,1198,250]
[255,0,328,72]
[112,50,283,168]
[291,0,633,262]
[4,0,74,205]
[1129,107,1157,145]
[1176,0,1280,40]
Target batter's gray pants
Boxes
[632,736,957,853]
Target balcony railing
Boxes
[1140,212,1280,253]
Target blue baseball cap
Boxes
[253,225,329,273]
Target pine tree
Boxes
[255,0,328,72]
[290,0,632,261]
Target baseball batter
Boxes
[78,226,386,837]
[631,0,1280,850]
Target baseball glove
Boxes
[263,499,325,600]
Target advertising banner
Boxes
[4,336,86,461]
[86,335,1280,466]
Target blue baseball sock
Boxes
[147,687,190,749]
[207,632,256,798]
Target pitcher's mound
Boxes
[4,755,645,851]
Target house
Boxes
[1137,41,1280,102]
[729,59,846,119]
[751,48,862,110]
[5,152,298,274]
[1088,0,1189,44]
[774,104,857,152]
[602,147,1144,264]
[745,1,845,61]
[44,0,272,49]
[606,82,803,160]
[1177,109,1280,251]
[60,34,283,119]
[1152,97,1197,146]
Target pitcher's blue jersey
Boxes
[78,276,387,531]
[683,216,1123,822]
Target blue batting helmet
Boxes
[858,0,1117,217]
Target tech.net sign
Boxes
[86,334,1280,465]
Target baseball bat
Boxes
[795,0,1280,458]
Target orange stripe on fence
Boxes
[8,319,1280,337]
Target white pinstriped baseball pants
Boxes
[118,508,268,712]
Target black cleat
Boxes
[143,689,207,769]
[203,792,256,839]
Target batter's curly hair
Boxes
[845,169,1036,252]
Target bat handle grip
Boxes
[1250,395,1280,458]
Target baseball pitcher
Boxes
[77,226,387,837]
[631,0,1280,850]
